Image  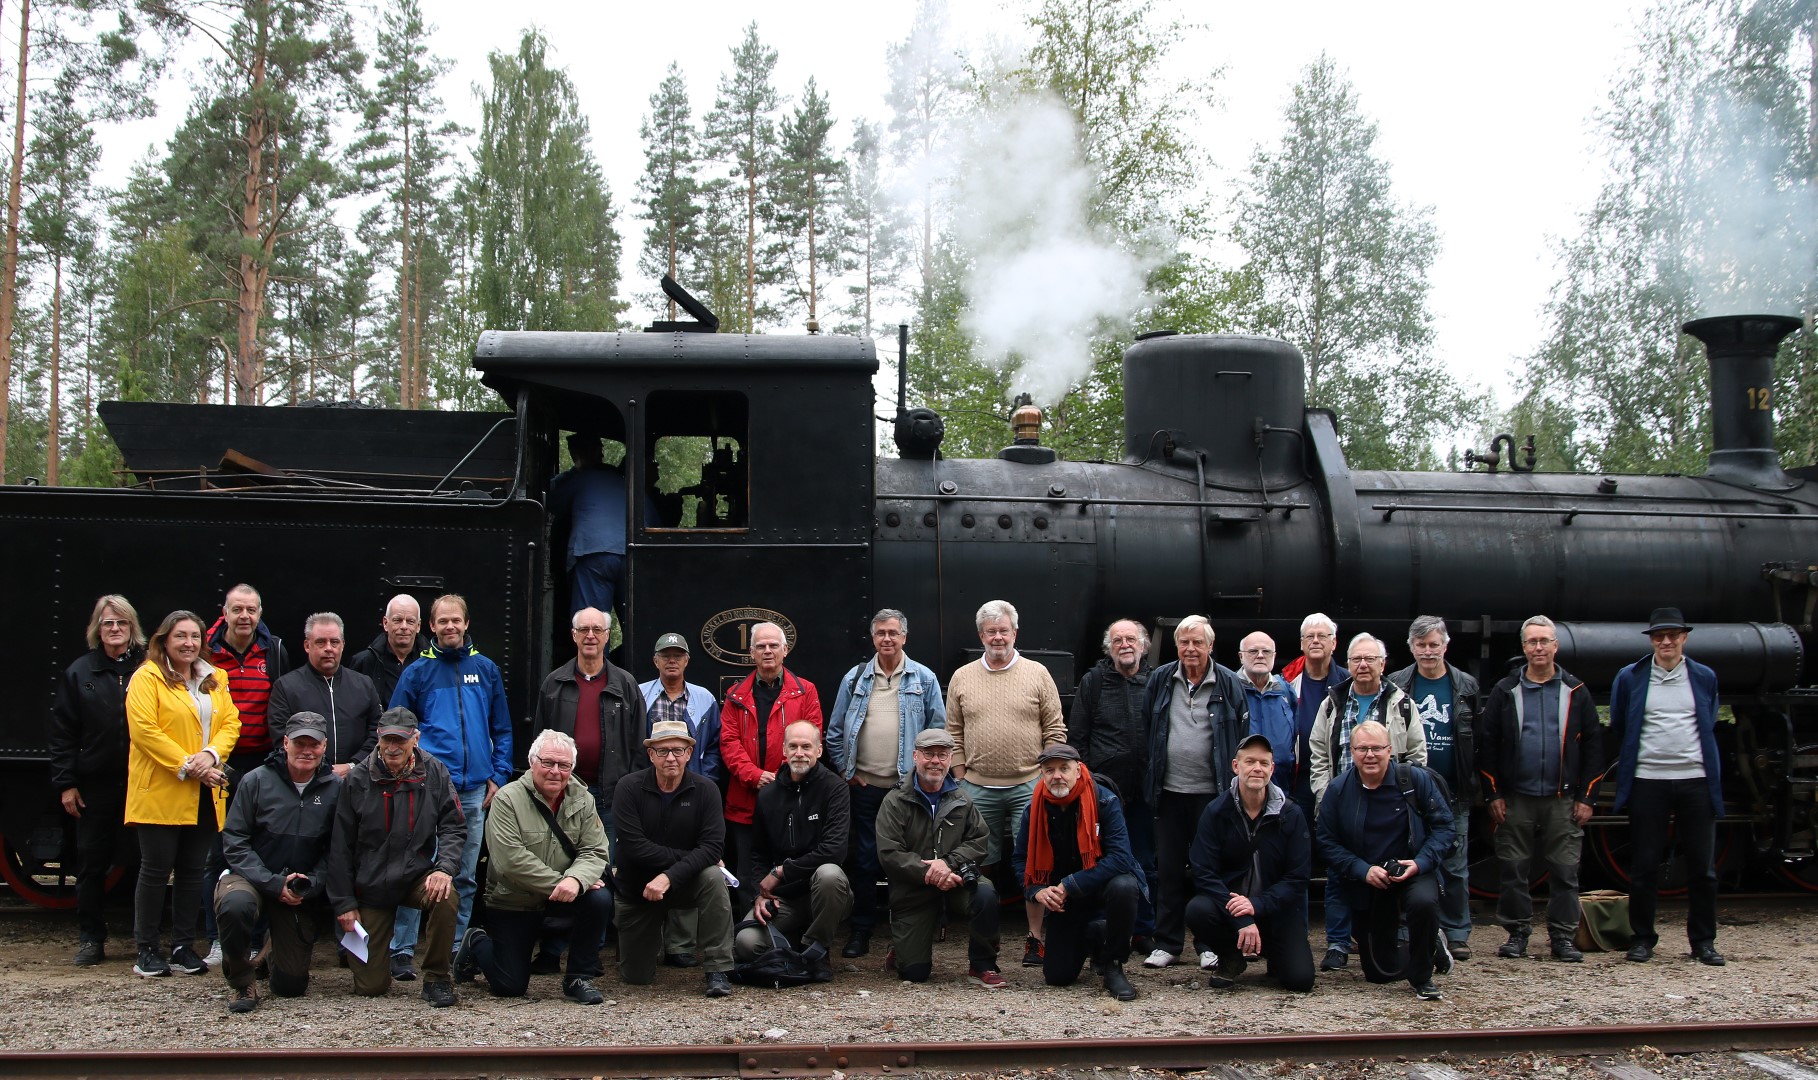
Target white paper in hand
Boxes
[340,919,370,963]
[719,865,740,888]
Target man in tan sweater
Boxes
[947,599,1065,967]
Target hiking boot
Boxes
[1021,935,1044,967]
[664,951,700,968]
[1415,980,1443,1001]
[1551,938,1583,963]
[968,966,1007,989]
[1434,933,1455,975]
[1448,940,1472,961]
[227,984,259,1014]
[133,948,171,978]
[421,979,456,1008]
[841,929,871,958]
[169,944,208,975]
[529,950,562,976]
[803,943,834,984]
[1497,932,1529,959]
[390,951,418,982]
[1205,954,1248,989]
[73,940,105,967]
[1320,946,1348,971]
[453,927,486,984]
[704,971,733,997]
[563,977,604,1005]
[1101,963,1137,1001]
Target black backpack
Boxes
[729,921,814,988]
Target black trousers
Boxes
[846,782,891,932]
[133,789,216,952]
[476,888,612,996]
[1354,873,1440,988]
[1184,893,1315,992]
[1040,873,1140,986]
[73,780,129,943]
[1627,777,1719,949]
[724,821,760,915]
[1153,790,1216,954]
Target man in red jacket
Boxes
[721,622,822,914]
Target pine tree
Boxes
[703,22,784,331]
[636,62,703,317]
[772,78,847,326]
[839,119,909,338]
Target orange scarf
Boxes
[1023,764,1102,887]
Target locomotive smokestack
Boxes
[1011,393,1042,445]
[1682,314,1804,491]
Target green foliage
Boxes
[636,62,704,315]
[703,23,785,332]
[836,120,910,338]
[772,78,850,324]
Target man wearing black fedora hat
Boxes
[1608,607,1726,966]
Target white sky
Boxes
[100,0,1648,407]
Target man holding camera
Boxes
[875,728,1003,986]
[1315,720,1456,1001]
[214,714,341,1013]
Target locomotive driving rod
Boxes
[3,1019,1815,1079]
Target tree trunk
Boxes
[806,173,817,323]
[399,93,413,407]
[48,251,61,485]
[745,165,757,329]
[0,0,30,475]
[235,21,271,404]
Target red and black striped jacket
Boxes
[207,616,291,759]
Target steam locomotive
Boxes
[1,287,1813,905]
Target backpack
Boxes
[728,921,814,988]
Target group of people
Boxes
[48,585,1727,1013]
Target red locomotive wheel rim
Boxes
[0,836,122,910]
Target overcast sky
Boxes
[102,0,1649,406]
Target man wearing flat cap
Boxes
[1608,607,1725,966]
[1185,733,1314,993]
[1010,743,1144,1000]
[611,718,737,996]
[874,727,1003,986]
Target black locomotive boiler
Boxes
[0,304,1813,905]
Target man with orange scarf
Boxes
[1011,744,1144,1001]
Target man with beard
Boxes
[737,722,851,982]
[1065,619,1155,951]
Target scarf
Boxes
[1023,764,1102,887]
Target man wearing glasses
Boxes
[1480,615,1601,962]
[1315,720,1455,1000]
[456,729,611,1005]
[532,607,648,838]
[1307,633,1425,971]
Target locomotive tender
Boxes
[1,303,1814,904]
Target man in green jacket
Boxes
[454,730,611,1005]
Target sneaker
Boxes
[1101,963,1137,1001]
[704,971,733,998]
[563,976,604,1005]
[133,948,171,978]
[73,940,105,967]
[1415,980,1443,1001]
[421,979,456,1008]
[968,966,1007,989]
[1142,948,1176,968]
[1198,949,1218,971]
[227,984,259,1014]
[453,928,486,984]
[1434,933,1455,975]
[1320,946,1348,971]
[390,951,418,982]
[1497,932,1528,959]
[203,941,223,969]
[528,950,562,976]
[1550,939,1583,963]
[1021,936,1044,967]
[169,944,208,975]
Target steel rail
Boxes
[3,1019,1814,1080]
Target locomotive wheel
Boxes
[1776,859,1818,893]
[1591,819,1735,898]
[0,835,125,910]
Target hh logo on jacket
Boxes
[463,673,481,685]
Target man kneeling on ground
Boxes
[1011,743,1145,1001]
[736,721,851,982]
[1185,733,1315,993]
[455,730,611,1004]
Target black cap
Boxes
[1036,743,1082,765]
[1644,607,1692,634]
[284,712,328,743]
[376,707,419,737]
[1236,732,1274,754]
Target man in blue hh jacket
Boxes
[385,593,513,981]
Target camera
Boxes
[1378,859,1406,878]
[948,859,979,887]
[283,870,314,895]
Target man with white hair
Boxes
[722,621,823,916]
[456,729,611,1005]
[348,595,427,708]
[1139,615,1249,970]
[946,599,1066,968]
[1308,632,1425,970]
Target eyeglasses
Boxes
[1240,648,1275,657]
[1346,656,1383,666]
[1523,638,1556,648]
[1352,744,1389,755]
[573,626,608,637]
[650,747,689,759]
[916,748,953,759]
[532,757,575,773]
[1302,632,1334,640]
[99,619,131,629]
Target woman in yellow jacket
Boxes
[125,610,240,979]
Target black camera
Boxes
[283,870,314,895]
[948,859,979,887]
[1378,859,1406,878]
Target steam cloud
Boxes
[950,95,1152,406]
[1686,86,1816,317]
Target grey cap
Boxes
[1036,743,1082,765]
[1237,732,1274,754]
[376,707,419,737]
[285,712,328,743]
[913,728,957,750]
[653,632,690,655]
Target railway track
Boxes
[3,1019,1814,1080]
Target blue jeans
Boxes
[392,784,486,958]
[1438,798,1471,945]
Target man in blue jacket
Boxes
[385,593,513,981]
[1608,607,1725,966]
[826,608,947,959]
[1011,743,1143,1001]
[1186,733,1313,993]
[1236,633,1299,793]
[1317,720,1455,1001]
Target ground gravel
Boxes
[0,898,1812,1052]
